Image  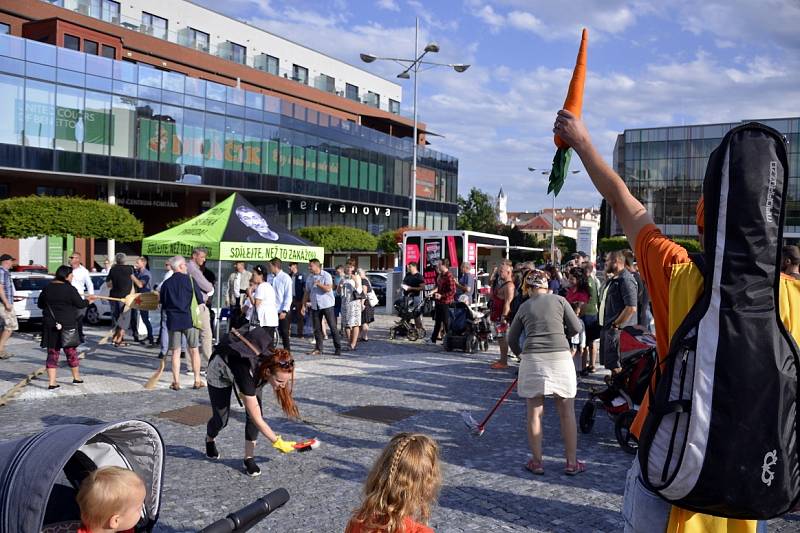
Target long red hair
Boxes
[258,348,299,419]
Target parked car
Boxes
[11,273,53,322]
[365,271,388,306]
[12,265,49,274]
[85,273,112,325]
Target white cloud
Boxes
[376,0,400,11]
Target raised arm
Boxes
[555,109,654,245]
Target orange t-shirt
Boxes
[345,516,434,533]
[631,224,692,437]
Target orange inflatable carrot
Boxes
[554,28,588,149]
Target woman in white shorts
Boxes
[508,269,584,476]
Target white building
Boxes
[49,0,403,114]
[496,186,507,225]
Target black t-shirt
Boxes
[403,272,424,294]
[226,351,261,396]
[106,264,134,298]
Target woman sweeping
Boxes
[38,265,97,389]
[205,327,301,477]
[339,263,363,351]
[508,269,584,476]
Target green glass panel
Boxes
[368,163,377,191]
[279,143,292,177]
[265,140,279,175]
[339,156,349,187]
[292,146,305,178]
[243,139,261,173]
[349,158,359,189]
[317,151,328,184]
[359,161,368,189]
[305,147,316,181]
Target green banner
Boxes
[220,242,323,262]
[19,101,113,145]
[142,239,220,260]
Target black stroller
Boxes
[579,327,658,454]
[0,419,289,533]
[390,294,427,341]
[443,300,489,354]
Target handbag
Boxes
[47,304,80,348]
[189,277,203,329]
[366,289,379,307]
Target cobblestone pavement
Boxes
[0,316,797,532]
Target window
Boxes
[389,99,400,114]
[64,34,80,51]
[100,0,120,24]
[366,91,380,108]
[141,12,168,40]
[226,41,246,65]
[0,23,9,35]
[255,54,279,75]
[345,83,359,101]
[101,45,115,58]
[186,28,209,52]
[292,64,308,85]
[84,40,98,55]
[316,74,335,93]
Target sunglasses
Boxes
[275,359,295,369]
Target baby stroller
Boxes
[0,419,289,533]
[390,293,427,341]
[443,299,488,354]
[0,419,164,533]
[578,327,657,454]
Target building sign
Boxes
[117,198,179,208]
[577,225,598,265]
[19,101,114,144]
[405,244,420,265]
[219,242,322,263]
[285,200,391,217]
[467,242,477,266]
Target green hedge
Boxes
[297,226,378,253]
[0,196,143,242]
[674,238,702,252]
[598,236,630,253]
[376,230,399,254]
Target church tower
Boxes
[496,186,508,225]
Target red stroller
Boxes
[579,327,657,454]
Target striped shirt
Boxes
[0,267,12,303]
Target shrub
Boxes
[297,226,378,252]
[0,196,143,242]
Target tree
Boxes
[297,226,377,253]
[376,230,399,254]
[166,216,193,229]
[598,236,630,253]
[497,225,543,262]
[457,187,499,234]
[673,238,701,252]
[0,196,143,242]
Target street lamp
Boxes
[361,17,469,228]
[528,167,580,264]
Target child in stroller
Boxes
[442,296,491,353]
[390,293,427,341]
[578,327,657,454]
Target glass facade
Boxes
[613,119,800,237]
[0,33,458,233]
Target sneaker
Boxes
[509,354,521,363]
[308,349,322,355]
[243,457,261,477]
[0,351,12,359]
[206,441,220,460]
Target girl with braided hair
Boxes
[346,433,441,533]
[204,327,302,477]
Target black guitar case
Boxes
[637,122,800,519]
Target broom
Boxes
[461,378,518,436]
[93,291,160,312]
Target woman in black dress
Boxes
[358,268,375,342]
[39,265,96,390]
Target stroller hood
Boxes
[0,419,164,533]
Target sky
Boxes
[194,0,800,212]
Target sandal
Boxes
[565,461,587,476]
[525,459,544,475]
[170,382,181,391]
[490,361,509,369]
[193,381,206,390]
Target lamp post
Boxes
[528,167,580,265]
[362,17,469,228]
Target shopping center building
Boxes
[0,0,458,265]
[610,118,800,240]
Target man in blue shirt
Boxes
[0,254,16,359]
[267,257,293,350]
[131,256,155,346]
[300,258,341,355]
[456,262,475,304]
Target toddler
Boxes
[76,466,146,533]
